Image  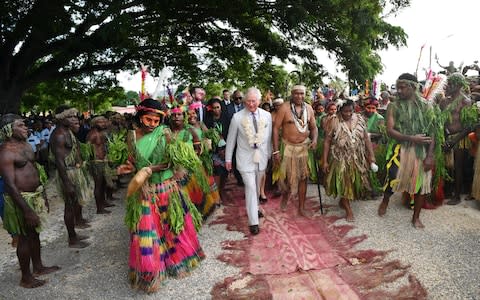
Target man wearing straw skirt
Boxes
[0,114,60,288]
[86,115,116,214]
[377,73,437,228]
[50,105,93,248]
[272,84,318,217]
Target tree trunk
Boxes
[0,83,24,114]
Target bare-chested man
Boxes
[87,116,114,214]
[50,105,92,248]
[440,73,472,205]
[273,85,318,217]
[0,114,60,288]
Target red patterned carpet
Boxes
[210,182,427,299]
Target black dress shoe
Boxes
[259,196,268,204]
[258,211,264,218]
[249,225,259,235]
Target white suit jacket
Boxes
[225,108,272,172]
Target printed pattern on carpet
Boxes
[210,182,427,299]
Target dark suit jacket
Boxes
[226,102,243,120]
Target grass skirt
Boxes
[277,139,310,196]
[3,186,46,235]
[128,179,205,293]
[326,160,370,200]
[394,146,432,195]
[53,164,94,206]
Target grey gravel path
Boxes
[1,181,479,299]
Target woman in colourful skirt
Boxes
[122,99,204,293]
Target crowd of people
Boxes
[1,71,480,292]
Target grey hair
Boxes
[245,87,262,102]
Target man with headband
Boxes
[87,115,115,214]
[0,114,60,288]
[273,84,318,217]
[50,105,93,248]
[378,73,438,228]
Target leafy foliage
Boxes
[1,0,408,113]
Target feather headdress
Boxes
[423,74,447,101]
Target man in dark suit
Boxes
[225,89,245,186]
[190,86,206,122]
[220,89,231,113]
[226,89,244,120]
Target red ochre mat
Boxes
[211,183,427,299]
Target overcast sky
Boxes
[117,0,480,93]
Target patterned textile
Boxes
[127,126,204,292]
[128,180,205,292]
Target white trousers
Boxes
[240,170,264,226]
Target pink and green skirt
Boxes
[128,179,205,293]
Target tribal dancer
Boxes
[273,85,318,217]
[186,101,221,214]
[121,99,204,292]
[168,104,216,217]
[87,115,116,214]
[323,100,375,221]
[202,98,230,205]
[378,73,442,228]
[364,96,386,194]
[0,114,60,288]
[440,73,473,205]
[50,105,93,247]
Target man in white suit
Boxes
[226,87,272,235]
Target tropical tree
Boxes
[1,0,409,113]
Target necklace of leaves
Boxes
[290,102,308,132]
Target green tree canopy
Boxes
[1,0,408,113]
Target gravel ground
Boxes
[1,180,479,299]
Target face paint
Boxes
[140,114,161,132]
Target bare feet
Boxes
[280,198,288,212]
[298,209,313,218]
[412,218,425,229]
[378,202,388,216]
[75,219,90,228]
[96,209,111,214]
[340,198,354,222]
[20,277,46,288]
[33,265,60,276]
[11,236,19,248]
[447,197,461,205]
[345,213,355,222]
[104,201,115,207]
[75,234,89,241]
[75,223,91,229]
[68,240,90,248]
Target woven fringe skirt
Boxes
[128,179,205,293]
